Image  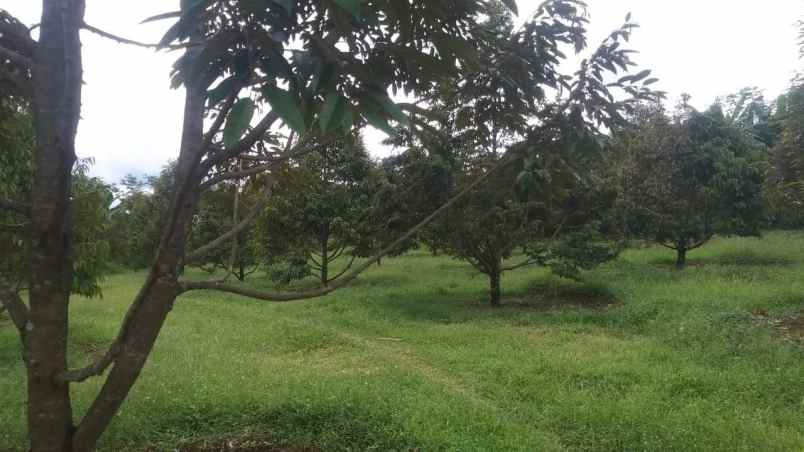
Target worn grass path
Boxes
[1,233,803,451]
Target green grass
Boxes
[1,232,804,451]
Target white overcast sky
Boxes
[4,0,803,183]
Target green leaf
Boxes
[320,94,350,133]
[206,76,238,107]
[223,98,256,147]
[501,0,518,15]
[631,69,652,83]
[370,91,410,127]
[333,0,365,17]
[141,11,181,24]
[362,108,396,137]
[158,20,183,48]
[262,86,307,133]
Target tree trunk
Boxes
[70,35,208,452]
[489,271,501,307]
[320,225,329,286]
[676,248,687,270]
[26,1,85,450]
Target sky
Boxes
[5,0,804,183]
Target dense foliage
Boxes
[610,102,767,268]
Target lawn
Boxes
[1,232,803,451]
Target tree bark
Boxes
[70,35,207,452]
[26,1,85,450]
[320,225,329,286]
[489,270,501,307]
[676,247,687,270]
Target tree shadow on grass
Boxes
[509,280,617,311]
[138,402,420,452]
[370,277,618,326]
[649,250,792,269]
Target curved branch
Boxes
[185,177,275,264]
[202,111,279,170]
[500,259,540,272]
[81,23,190,50]
[327,254,357,284]
[0,282,29,336]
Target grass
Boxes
[1,232,804,451]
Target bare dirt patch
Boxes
[751,310,804,345]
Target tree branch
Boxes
[0,281,29,336]
[500,259,540,272]
[185,177,275,264]
[327,254,357,284]
[81,22,190,50]
[201,85,243,150]
[200,132,336,190]
[202,111,279,170]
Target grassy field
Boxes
[1,232,804,451]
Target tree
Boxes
[766,82,804,227]
[611,101,767,268]
[412,2,646,305]
[259,136,374,286]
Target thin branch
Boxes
[202,111,279,170]
[202,85,243,150]
[81,23,190,50]
[179,153,519,302]
[500,259,540,272]
[200,132,335,190]
[657,241,678,251]
[185,177,275,264]
[327,254,357,284]
[0,281,29,336]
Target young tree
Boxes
[414,2,646,305]
[611,102,767,268]
[259,136,374,286]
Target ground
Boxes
[1,232,803,451]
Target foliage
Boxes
[406,1,649,305]
[258,136,375,286]
[610,101,767,268]
[108,165,177,270]
[188,181,261,281]
[766,83,804,227]
[0,100,112,296]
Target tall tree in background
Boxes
[611,102,767,268]
[767,82,804,227]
